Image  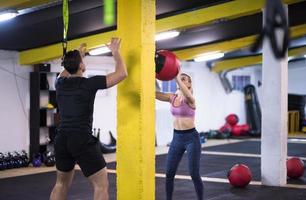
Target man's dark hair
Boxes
[62,50,82,74]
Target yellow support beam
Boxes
[15,0,55,9]
[174,35,257,61]
[156,0,304,32]
[174,24,306,61]
[289,45,306,56]
[212,55,262,73]
[19,30,117,64]
[212,46,306,73]
[19,0,305,65]
[0,0,55,10]
[0,0,28,9]
[117,0,155,200]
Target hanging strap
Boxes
[251,0,289,59]
[104,0,115,25]
[62,0,69,57]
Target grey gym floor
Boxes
[1,140,306,200]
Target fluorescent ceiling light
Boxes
[155,31,180,41]
[0,10,18,22]
[88,46,111,56]
[194,52,224,62]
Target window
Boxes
[161,80,177,93]
[232,75,251,91]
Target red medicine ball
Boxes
[219,123,232,133]
[231,125,242,136]
[228,164,252,187]
[155,50,180,81]
[231,124,250,136]
[287,157,305,179]
[240,124,250,134]
[225,114,239,126]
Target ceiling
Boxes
[0,0,306,69]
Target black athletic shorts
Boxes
[54,131,106,177]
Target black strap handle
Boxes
[61,0,69,65]
[251,0,290,59]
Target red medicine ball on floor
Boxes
[231,125,242,136]
[228,164,252,187]
[231,124,250,136]
[155,50,180,81]
[240,124,250,134]
[287,157,305,179]
[219,122,232,133]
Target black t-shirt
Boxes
[55,76,107,133]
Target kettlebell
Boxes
[32,153,42,167]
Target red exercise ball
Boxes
[219,123,232,133]
[155,50,180,81]
[240,124,250,134]
[228,164,252,188]
[232,124,250,136]
[287,157,305,179]
[231,125,242,136]
[225,114,239,126]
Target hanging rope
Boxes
[251,0,289,59]
[62,0,69,57]
[104,0,115,25]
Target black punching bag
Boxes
[244,85,261,136]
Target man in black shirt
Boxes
[50,38,127,200]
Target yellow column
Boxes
[116,0,155,200]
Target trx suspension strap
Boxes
[104,0,115,25]
[251,0,289,59]
[62,0,69,57]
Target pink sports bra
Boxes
[170,95,195,118]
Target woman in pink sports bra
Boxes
[156,71,203,200]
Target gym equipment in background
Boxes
[0,150,29,170]
[4,152,14,169]
[231,124,250,136]
[43,151,56,167]
[155,50,180,81]
[219,114,250,137]
[0,153,5,170]
[251,0,289,59]
[20,150,30,167]
[94,128,116,154]
[288,94,306,132]
[32,153,42,167]
[203,130,230,140]
[104,0,115,25]
[226,114,239,126]
[218,71,233,94]
[302,119,306,133]
[30,63,59,161]
[244,85,261,136]
[219,122,232,134]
